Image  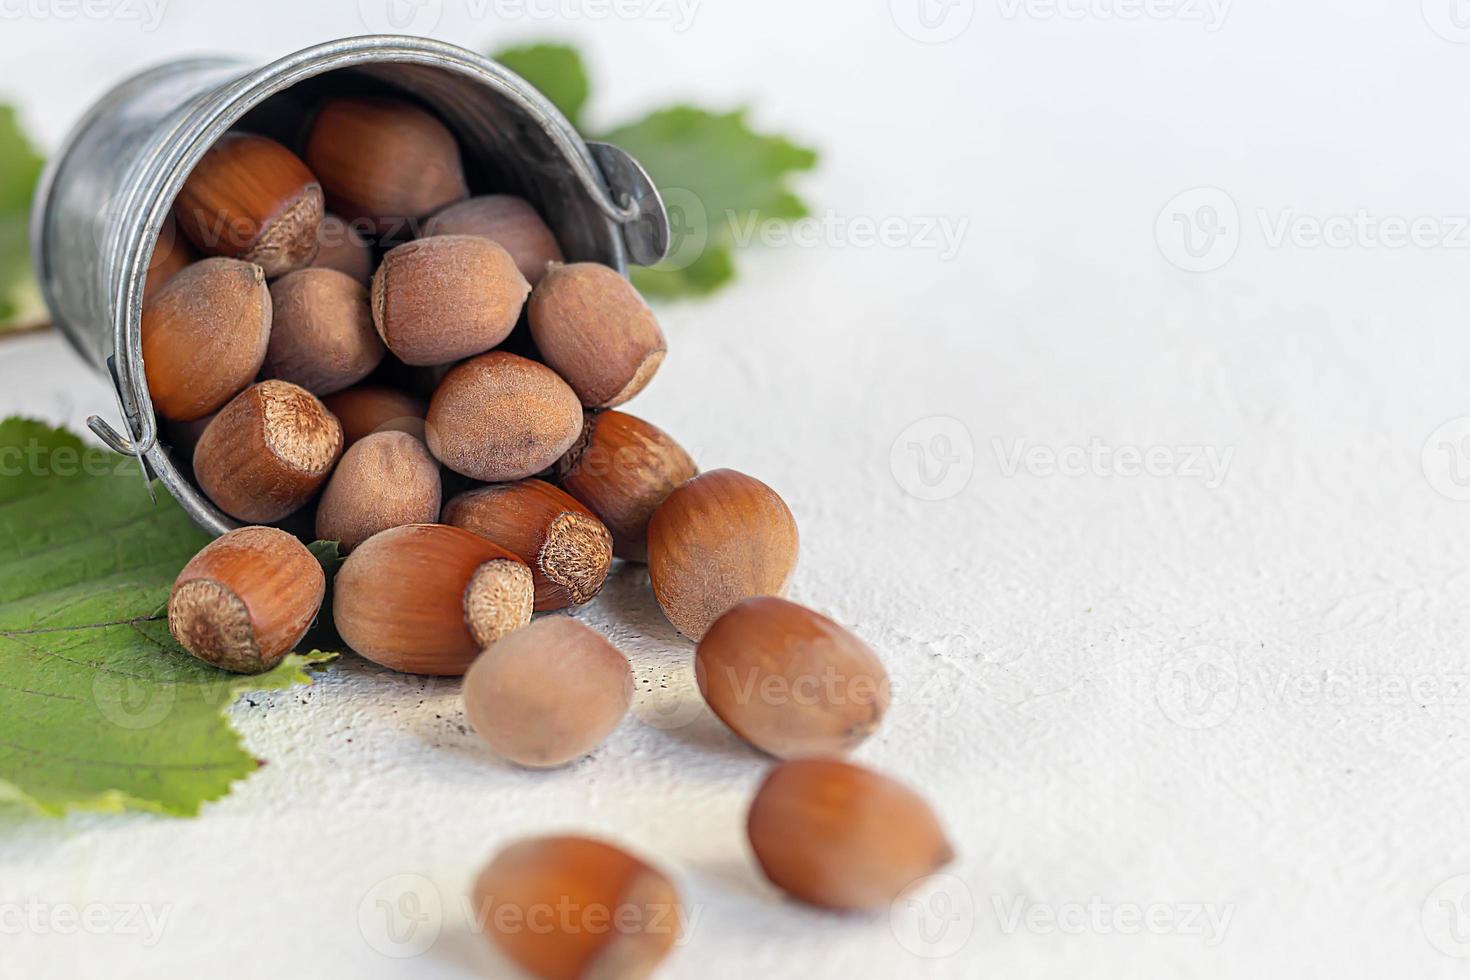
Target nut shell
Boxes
[168,526,325,673]
[371,235,529,366]
[333,524,534,675]
[747,758,954,911]
[646,469,799,639]
[141,257,271,422]
[265,268,385,395]
[315,431,441,553]
[173,132,323,277]
[143,215,198,302]
[463,618,632,768]
[426,352,583,482]
[444,480,612,611]
[321,385,427,446]
[425,194,563,285]
[309,213,374,284]
[529,263,666,408]
[555,410,696,562]
[473,836,682,980]
[192,380,343,523]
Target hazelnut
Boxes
[472,835,682,979]
[426,352,583,482]
[264,268,385,395]
[528,263,666,408]
[192,380,343,523]
[173,132,323,277]
[371,235,529,366]
[463,618,631,767]
[320,385,427,446]
[141,257,271,422]
[315,431,441,553]
[646,469,799,639]
[554,410,696,562]
[424,194,563,285]
[747,758,954,911]
[168,526,324,673]
[308,212,374,284]
[444,479,612,611]
[304,97,468,235]
[332,523,533,675]
[143,215,197,302]
[696,597,888,758]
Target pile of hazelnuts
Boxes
[145,95,952,977]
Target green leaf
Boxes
[603,107,817,298]
[493,43,590,129]
[0,418,336,817]
[0,105,44,329]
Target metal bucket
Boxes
[30,34,670,537]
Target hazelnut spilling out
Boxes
[141,257,271,422]
[426,351,583,482]
[315,430,441,553]
[332,523,534,675]
[529,262,666,408]
[696,597,889,758]
[173,132,323,277]
[463,618,632,768]
[554,409,697,563]
[168,526,324,673]
[646,469,800,639]
[192,380,343,523]
[425,194,564,285]
[264,268,385,396]
[443,479,612,611]
[472,836,682,980]
[747,758,954,911]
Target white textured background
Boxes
[4,1,1470,977]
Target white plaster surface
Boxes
[4,2,1470,977]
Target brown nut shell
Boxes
[173,132,323,277]
[264,268,385,395]
[332,523,534,675]
[424,194,564,285]
[696,597,888,758]
[646,469,799,639]
[143,215,198,302]
[371,235,530,366]
[192,380,343,523]
[141,257,272,422]
[528,263,666,408]
[309,213,374,284]
[463,618,632,768]
[444,480,612,611]
[472,836,682,980]
[315,431,442,553]
[320,385,427,446]
[168,526,325,673]
[426,352,583,482]
[304,97,468,235]
[747,758,954,911]
[555,410,696,562]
